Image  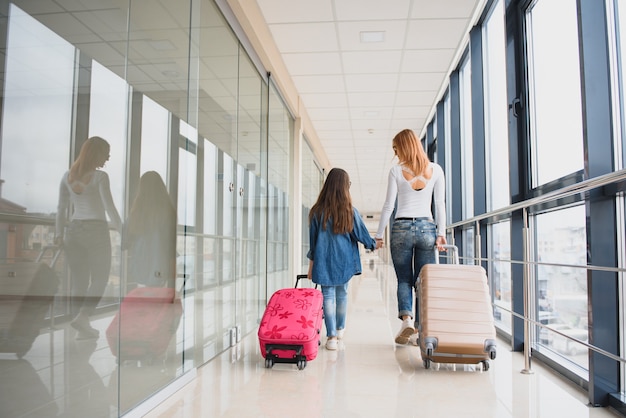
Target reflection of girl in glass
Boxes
[123,171,177,288]
[55,136,122,339]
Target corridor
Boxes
[143,253,618,418]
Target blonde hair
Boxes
[69,136,110,182]
[392,129,430,176]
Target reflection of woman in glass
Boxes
[123,171,176,288]
[55,136,122,339]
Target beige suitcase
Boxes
[418,245,497,370]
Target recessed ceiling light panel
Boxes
[360,31,385,43]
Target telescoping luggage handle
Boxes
[434,244,459,264]
[296,274,318,289]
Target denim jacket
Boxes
[307,207,376,286]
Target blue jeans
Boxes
[390,218,436,324]
[321,283,349,338]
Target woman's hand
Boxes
[375,237,383,249]
[435,235,447,252]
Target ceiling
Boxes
[232,0,487,219]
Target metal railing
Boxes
[446,168,626,374]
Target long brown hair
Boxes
[127,171,176,236]
[69,136,110,182]
[392,129,430,176]
[309,168,353,234]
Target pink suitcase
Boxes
[106,287,182,363]
[258,275,323,370]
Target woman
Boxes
[375,129,447,345]
[307,168,377,350]
[56,136,122,339]
[123,171,177,288]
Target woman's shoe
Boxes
[395,318,415,344]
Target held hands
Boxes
[435,235,447,252]
[374,237,383,249]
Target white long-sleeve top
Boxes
[375,163,446,238]
[56,170,122,238]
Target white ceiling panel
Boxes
[346,92,395,107]
[291,75,346,93]
[405,19,469,49]
[307,107,351,120]
[395,91,438,106]
[398,72,445,91]
[282,52,343,75]
[269,22,339,53]
[401,49,456,72]
[344,74,398,92]
[334,0,412,21]
[342,51,403,74]
[257,0,334,23]
[349,107,394,120]
[300,92,349,108]
[410,0,479,19]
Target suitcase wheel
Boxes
[423,358,431,369]
[488,346,497,360]
[265,357,274,368]
[481,360,490,371]
[296,359,307,370]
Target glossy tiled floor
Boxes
[143,255,619,418]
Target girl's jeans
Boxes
[390,218,436,325]
[321,283,349,338]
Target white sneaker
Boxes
[325,338,338,350]
[395,318,415,344]
[408,332,419,346]
[337,329,345,339]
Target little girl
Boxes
[307,168,377,350]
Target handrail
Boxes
[447,168,626,230]
[445,168,626,375]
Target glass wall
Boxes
[0,1,292,416]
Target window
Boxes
[0,4,73,214]
[459,56,474,218]
[483,0,510,211]
[526,0,584,187]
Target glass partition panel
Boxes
[534,205,588,370]
[301,140,323,275]
[267,82,292,294]
[489,220,512,333]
